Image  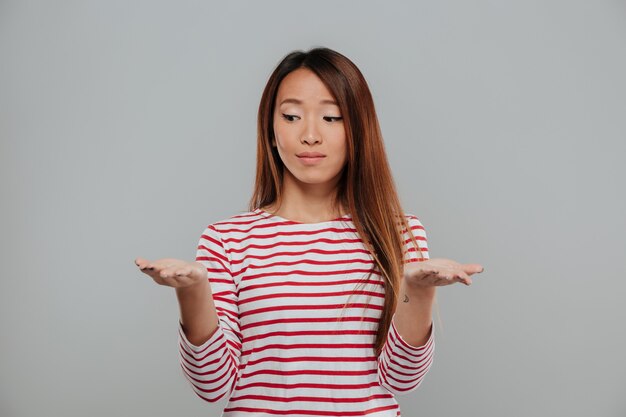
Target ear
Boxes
[271,137,276,147]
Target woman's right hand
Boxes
[134,257,208,289]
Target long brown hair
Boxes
[248,46,426,357]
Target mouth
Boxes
[297,152,326,158]
[296,154,326,165]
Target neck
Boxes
[264,170,346,223]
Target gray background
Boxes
[1,1,624,416]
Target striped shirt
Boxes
[177,208,435,417]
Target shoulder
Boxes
[206,210,263,230]
[196,210,264,256]
[200,209,269,236]
[400,212,427,234]
[400,212,430,261]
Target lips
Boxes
[297,152,326,158]
[296,152,326,166]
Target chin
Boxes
[284,165,342,186]
[304,175,344,187]
[296,176,330,185]
[288,171,329,184]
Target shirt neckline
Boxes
[255,208,351,225]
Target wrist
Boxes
[403,279,436,298]
[175,279,208,297]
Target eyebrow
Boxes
[279,98,338,106]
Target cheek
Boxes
[272,124,288,148]
[273,135,288,152]
[274,132,299,155]
[271,130,292,163]
[333,135,348,160]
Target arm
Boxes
[378,215,436,395]
[393,283,435,352]
[177,225,242,403]
[176,279,218,346]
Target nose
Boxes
[301,118,321,145]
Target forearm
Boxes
[393,279,435,347]
[176,280,219,346]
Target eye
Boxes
[282,113,299,122]
[323,116,343,122]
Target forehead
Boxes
[276,68,337,104]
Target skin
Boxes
[134,67,484,348]
[263,67,348,222]
[395,259,483,347]
[134,258,217,346]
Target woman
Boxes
[135,47,483,416]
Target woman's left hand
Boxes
[403,258,484,287]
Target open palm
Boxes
[403,258,484,287]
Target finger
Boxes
[150,261,175,272]
[435,267,456,286]
[433,276,454,287]
[155,271,181,287]
[139,263,155,273]
[422,267,440,276]
[135,257,149,269]
[433,268,455,281]
[159,266,181,279]
[444,270,469,286]
[175,267,191,278]
[463,264,484,275]
[175,274,199,287]
[168,271,196,288]
[456,271,472,286]
[423,270,441,282]
[426,270,448,285]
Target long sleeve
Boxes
[177,224,242,403]
[377,214,435,395]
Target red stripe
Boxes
[228,393,393,403]
[239,368,378,379]
[240,316,379,331]
[244,355,376,366]
[234,381,382,391]
[223,404,399,416]
[240,303,383,319]
[239,290,384,305]
[229,247,372,266]
[233,257,375,278]
[240,278,384,294]
[218,220,353,237]
[240,268,381,283]
[242,342,373,356]
[244,329,377,343]
[222,226,359,244]
[226,237,366,255]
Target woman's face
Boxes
[272,67,347,189]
